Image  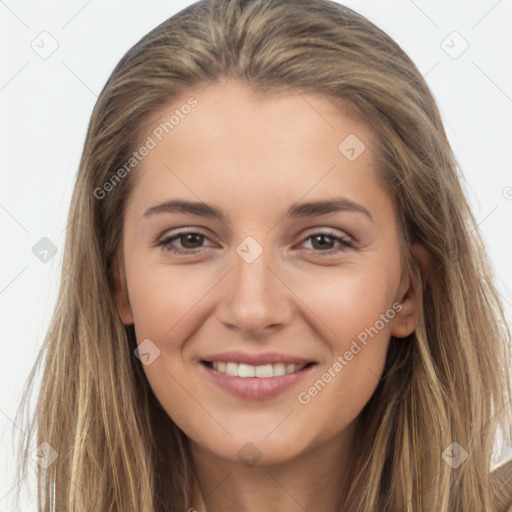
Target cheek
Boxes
[289,261,399,421]
[290,259,399,348]
[125,261,215,342]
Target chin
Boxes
[191,427,315,468]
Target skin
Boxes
[115,78,429,512]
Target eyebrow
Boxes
[143,197,373,223]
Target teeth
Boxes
[238,364,255,377]
[255,364,273,378]
[226,362,238,376]
[211,361,307,377]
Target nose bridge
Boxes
[235,242,272,299]
[216,236,292,334]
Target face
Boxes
[115,78,422,467]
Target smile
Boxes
[200,354,317,399]
[205,361,310,378]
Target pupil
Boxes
[313,234,333,250]
[183,233,203,248]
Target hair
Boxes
[13,0,512,511]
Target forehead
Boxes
[140,78,372,158]
[126,79,392,222]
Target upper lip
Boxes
[202,350,315,366]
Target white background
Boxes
[1,0,511,509]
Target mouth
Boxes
[199,354,318,399]
[201,360,316,378]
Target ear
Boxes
[390,243,431,338]
[113,257,134,325]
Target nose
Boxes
[215,246,294,338]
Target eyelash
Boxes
[156,228,354,256]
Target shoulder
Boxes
[490,458,512,512]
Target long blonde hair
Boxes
[14,0,512,510]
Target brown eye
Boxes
[301,230,353,254]
[310,234,336,250]
[179,233,204,249]
[157,230,213,254]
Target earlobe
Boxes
[113,259,134,325]
[390,289,419,339]
[390,243,431,338]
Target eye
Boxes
[299,229,353,254]
[157,230,215,254]
[156,228,353,256]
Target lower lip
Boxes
[200,362,316,399]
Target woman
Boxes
[15,0,512,510]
